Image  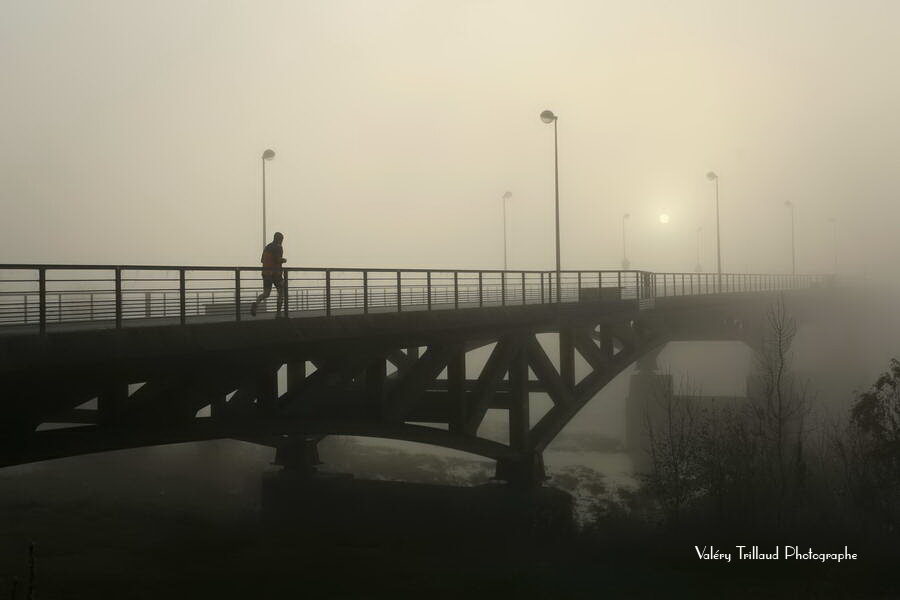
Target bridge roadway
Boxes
[0,264,830,485]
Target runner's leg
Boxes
[251,278,274,315]
[275,278,285,316]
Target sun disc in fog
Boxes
[659,213,670,224]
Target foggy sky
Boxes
[2,0,898,274]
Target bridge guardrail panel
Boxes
[0,265,831,333]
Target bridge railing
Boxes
[0,265,831,334]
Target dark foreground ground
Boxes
[0,444,897,599]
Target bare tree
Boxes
[642,375,706,525]
[639,297,812,532]
[746,296,811,527]
[834,359,900,536]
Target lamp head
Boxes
[262,149,275,160]
[623,213,630,219]
[502,191,512,200]
[540,110,557,124]
[784,200,793,207]
[706,171,718,181]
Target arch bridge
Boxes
[0,264,830,485]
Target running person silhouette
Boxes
[250,232,287,317]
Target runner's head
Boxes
[273,232,284,244]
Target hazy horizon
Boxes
[3,0,898,275]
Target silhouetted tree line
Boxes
[592,298,899,546]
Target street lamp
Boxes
[695,226,702,272]
[621,213,630,270]
[540,109,561,302]
[502,191,513,270]
[784,200,796,275]
[261,149,276,246]
[828,217,837,274]
[706,171,721,291]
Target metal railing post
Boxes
[234,269,241,321]
[521,271,526,305]
[477,271,483,307]
[363,271,369,314]
[396,271,401,312]
[179,269,186,325]
[115,267,122,329]
[38,268,46,334]
[427,271,432,310]
[326,270,332,316]
[501,272,506,306]
[283,269,289,318]
[453,272,459,309]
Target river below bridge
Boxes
[0,435,647,599]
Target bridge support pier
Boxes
[273,436,322,475]
[495,452,546,488]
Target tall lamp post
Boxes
[261,149,276,247]
[695,226,702,272]
[540,110,561,302]
[502,191,513,270]
[706,171,721,291]
[785,200,796,275]
[621,213,630,269]
[828,217,837,274]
